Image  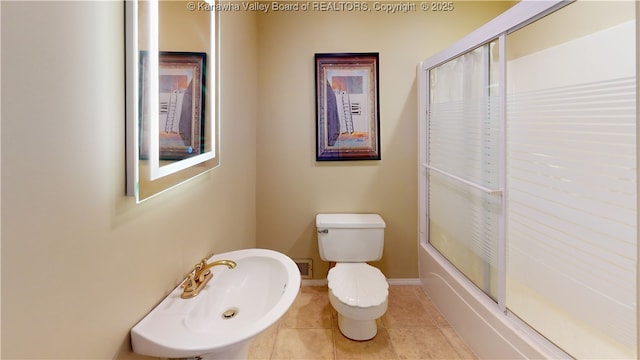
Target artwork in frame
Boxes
[315,52,380,161]
[139,51,206,160]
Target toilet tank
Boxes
[316,213,386,262]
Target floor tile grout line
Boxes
[332,326,337,360]
[385,327,401,360]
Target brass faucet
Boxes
[180,258,237,299]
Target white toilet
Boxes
[316,213,388,341]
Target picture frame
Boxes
[315,52,380,161]
[139,51,206,160]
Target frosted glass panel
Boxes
[428,41,501,299]
[421,1,636,358]
[506,2,636,358]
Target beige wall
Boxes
[1,1,256,359]
[255,2,514,279]
[0,1,514,358]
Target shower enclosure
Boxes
[417,1,637,358]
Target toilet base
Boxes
[336,313,378,341]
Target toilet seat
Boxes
[327,263,388,308]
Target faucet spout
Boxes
[181,258,237,299]
[203,259,237,272]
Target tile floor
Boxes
[247,285,477,359]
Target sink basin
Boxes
[131,248,301,359]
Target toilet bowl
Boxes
[327,263,388,340]
[316,213,388,341]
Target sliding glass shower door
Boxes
[505,2,636,358]
[426,40,502,300]
[422,1,636,358]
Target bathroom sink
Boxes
[131,248,301,359]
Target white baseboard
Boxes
[387,278,421,285]
[301,279,327,286]
[301,278,421,287]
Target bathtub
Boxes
[418,242,570,359]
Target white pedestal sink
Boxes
[131,248,301,359]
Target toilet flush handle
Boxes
[318,229,329,234]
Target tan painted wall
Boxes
[1,2,257,359]
[255,2,515,279]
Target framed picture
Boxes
[139,51,206,160]
[315,53,380,161]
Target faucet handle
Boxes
[193,259,209,278]
[181,273,197,292]
[196,258,208,270]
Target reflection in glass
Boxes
[139,51,207,161]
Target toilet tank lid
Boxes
[316,214,386,229]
